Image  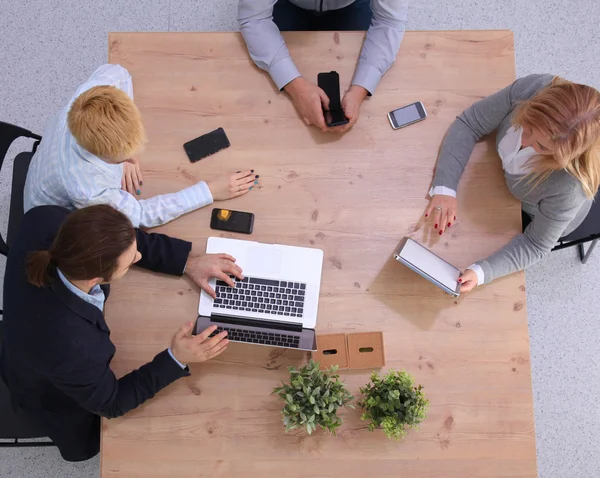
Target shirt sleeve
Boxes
[475,189,585,284]
[134,228,192,276]
[429,186,457,198]
[73,64,134,99]
[49,349,189,419]
[69,181,213,228]
[351,0,409,95]
[238,0,301,90]
[432,74,555,192]
[466,263,485,286]
[168,348,187,369]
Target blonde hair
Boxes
[67,85,146,162]
[512,77,600,199]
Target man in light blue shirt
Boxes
[238,0,409,132]
[25,64,258,228]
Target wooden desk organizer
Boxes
[313,333,349,370]
[312,332,385,370]
[346,332,385,370]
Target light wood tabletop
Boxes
[104,31,536,477]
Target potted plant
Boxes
[273,360,354,435]
[358,369,428,440]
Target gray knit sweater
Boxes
[432,74,592,284]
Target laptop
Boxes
[196,237,324,351]
[394,237,461,297]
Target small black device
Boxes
[184,127,230,163]
[387,101,428,130]
[317,71,349,127]
[210,208,254,234]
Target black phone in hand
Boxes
[184,127,230,163]
[317,71,349,127]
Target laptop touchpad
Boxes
[247,247,282,276]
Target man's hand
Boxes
[170,323,229,365]
[185,253,244,298]
[284,77,330,132]
[458,269,478,293]
[339,85,368,131]
[121,157,143,196]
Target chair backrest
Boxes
[0,322,49,440]
[521,190,600,248]
[559,190,600,245]
[0,122,41,257]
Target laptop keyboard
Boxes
[209,326,300,348]
[213,276,307,318]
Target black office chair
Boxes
[0,121,53,447]
[0,121,42,256]
[522,191,600,264]
[0,322,53,447]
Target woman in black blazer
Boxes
[0,205,240,461]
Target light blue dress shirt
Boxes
[24,64,213,228]
[238,0,409,94]
[56,268,186,369]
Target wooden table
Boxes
[104,31,536,477]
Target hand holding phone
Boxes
[317,71,349,128]
[284,77,331,131]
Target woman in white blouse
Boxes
[425,74,600,292]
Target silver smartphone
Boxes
[387,101,427,130]
[393,237,461,297]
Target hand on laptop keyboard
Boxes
[184,253,244,298]
[171,323,229,364]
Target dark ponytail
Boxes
[26,250,54,287]
[24,205,136,288]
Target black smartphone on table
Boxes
[317,71,349,127]
[387,102,428,130]
[184,127,230,163]
[210,208,254,234]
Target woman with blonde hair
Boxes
[425,74,600,292]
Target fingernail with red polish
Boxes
[448,222,452,227]
[458,278,463,283]
[439,230,443,235]
[434,224,438,229]
[425,213,428,217]
[454,216,456,220]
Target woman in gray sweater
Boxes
[426,74,600,292]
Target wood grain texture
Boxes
[104,31,536,477]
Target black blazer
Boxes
[0,206,192,461]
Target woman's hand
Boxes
[425,195,457,235]
[207,170,259,201]
[184,253,244,298]
[458,269,478,293]
[121,158,143,196]
[170,323,229,365]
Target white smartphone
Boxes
[387,101,427,130]
[393,237,461,297]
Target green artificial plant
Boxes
[273,360,354,435]
[358,369,428,440]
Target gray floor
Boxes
[1,1,599,477]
